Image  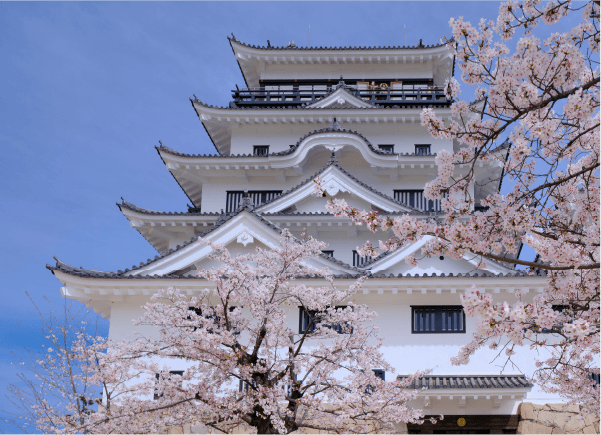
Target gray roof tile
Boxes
[229,34,449,51]
[117,199,219,217]
[49,207,361,277]
[193,96,451,112]
[397,375,532,389]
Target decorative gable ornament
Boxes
[322,177,350,197]
[237,230,254,247]
[304,87,374,109]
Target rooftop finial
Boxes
[329,151,338,165]
[240,196,253,210]
[328,116,341,130]
[267,40,271,48]
[158,140,163,147]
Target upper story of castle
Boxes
[117,36,506,259]
[228,34,454,91]
[190,35,457,157]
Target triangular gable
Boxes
[126,209,358,277]
[304,86,375,109]
[257,162,418,214]
[364,236,513,275]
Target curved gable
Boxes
[363,236,514,275]
[258,157,419,214]
[304,86,375,109]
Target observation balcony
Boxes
[230,79,451,108]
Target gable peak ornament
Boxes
[237,230,254,247]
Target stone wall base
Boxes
[517,403,599,434]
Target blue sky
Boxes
[0,1,581,427]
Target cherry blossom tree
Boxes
[1,294,110,434]
[315,0,599,415]
[48,230,431,434]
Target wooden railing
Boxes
[231,84,450,107]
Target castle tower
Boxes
[48,35,559,433]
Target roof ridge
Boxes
[192,96,452,111]
[118,198,220,217]
[47,260,545,280]
[396,373,533,389]
[228,34,448,51]
[49,208,361,278]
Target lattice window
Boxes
[188,306,237,334]
[253,145,270,156]
[225,191,282,213]
[321,250,334,257]
[411,306,466,333]
[415,144,431,155]
[393,190,442,212]
[299,306,352,334]
[373,369,385,381]
[352,250,372,267]
[378,144,395,153]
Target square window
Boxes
[414,144,431,155]
[299,306,352,334]
[373,369,385,381]
[378,144,394,153]
[253,145,269,156]
[411,306,466,333]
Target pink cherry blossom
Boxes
[314,0,600,416]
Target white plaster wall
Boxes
[229,121,451,156]
[106,289,563,406]
[260,62,434,82]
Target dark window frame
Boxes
[321,250,334,257]
[238,379,256,393]
[188,306,238,334]
[299,306,352,335]
[373,369,385,381]
[393,189,442,212]
[154,371,184,400]
[415,144,431,155]
[378,144,395,153]
[352,250,372,267]
[253,145,270,156]
[225,190,283,213]
[411,306,466,334]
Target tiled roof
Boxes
[256,152,428,214]
[261,211,426,217]
[117,199,219,217]
[271,118,398,157]
[489,138,512,154]
[155,142,201,207]
[49,207,360,277]
[193,96,451,111]
[157,124,437,159]
[228,34,449,51]
[47,258,545,280]
[397,375,532,390]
